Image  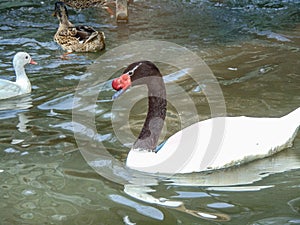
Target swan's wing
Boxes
[163,116,297,173]
[127,116,298,173]
[0,80,22,99]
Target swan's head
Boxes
[13,52,37,69]
[112,61,161,99]
[53,1,69,20]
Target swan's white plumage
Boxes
[127,107,300,174]
[114,61,300,174]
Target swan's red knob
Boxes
[112,74,131,91]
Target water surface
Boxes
[0,0,300,224]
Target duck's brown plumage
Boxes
[62,0,108,9]
[53,1,105,53]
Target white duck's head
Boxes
[13,52,37,69]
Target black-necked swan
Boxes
[0,52,37,100]
[112,61,300,174]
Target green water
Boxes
[0,0,300,224]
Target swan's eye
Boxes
[127,63,142,76]
[25,56,29,59]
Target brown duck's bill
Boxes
[112,74,131,99]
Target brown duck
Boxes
[53,1,105,53]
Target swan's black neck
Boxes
[131,62,167,151]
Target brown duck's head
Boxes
[53,1,69,20]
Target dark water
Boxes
[0,0,300,224]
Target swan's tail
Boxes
[284,107,300,127]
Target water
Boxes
[0,0,299,224]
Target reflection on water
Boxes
[0,0,299,224]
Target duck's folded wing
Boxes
[75,25,98,42]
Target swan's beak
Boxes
[30,59,38,65]
[112,74,131,99]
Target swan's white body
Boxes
[112,61,300,174]
[0,52,36,100]
[127,107,300,174]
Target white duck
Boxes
[0,52,37,100]
[112,61,300,174]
